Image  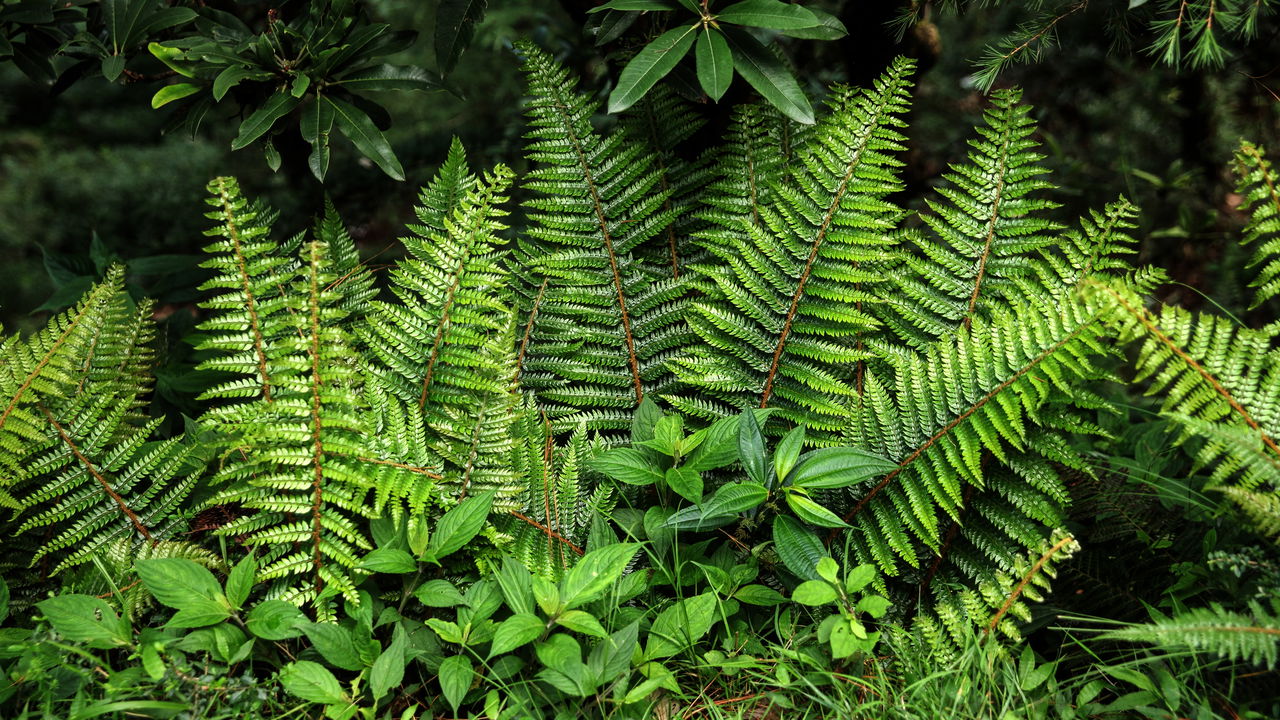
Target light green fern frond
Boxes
[888,89,1061,345]
[505,405,613,579]
[1101,601,1280,668]
[916,530,1079,661]
[1234,141,1280,309]
[1029,197,1140,298]
[671,58,916,438]
[843,296,1108,576]
[513,42,691,436]
[205,237,402,616]
[0,266,127,479]
[699,103,799,236]
[195,177,299,406]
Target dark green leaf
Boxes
[37,595,130,648]
[644,592,717,659]
[435,0,488,75]
[102,55,125,82]
[788,447,897,489]
[425,490,495,561]
[773,426,805,481]
[326,96,405,180]
[608,24,698,114]
[737,409,768,485]
[665,466,703,503]
[301,96,335,181]
[415,579,466,607]
[631,397,664,443]
[715,0,820,29]
[785,491,850,528]
[777,7,848,40]
[772,515,826,580]
[300,623,363,671]
[701,482,768,517]
[336,64,440,92]
[231,92,299,150]
[370,630,407,700]
[135,559,230,624]
[561,543,640,609]
[279,661,346,705]
[246,600,305,640]
[735,584,786,606]
[360,547,418,573]
[489,613,545,657]
[724,28,814,124]
[225,554,256,611]
[695,27,732,101]
[684,409,771,472]
[591,447,663,486]
[439,655,474,713]
[589,0,677,11]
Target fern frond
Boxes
[842,296,1109,576]
[888,89,1061,344]
[1101,601,1280,668]
[4,394,198,577]
[195,177,299,406]
[620,85,712,277]
[513,42,690,435]
[1090,282,1280,453]
[0,266,127,477]
[1029,197,1140,298]
[672,58,917,438]
[505,405,612,579]
[699,103,799,235]
[1234,141,1280,309]
[205,236,399,616]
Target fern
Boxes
[1101,601,1280,668]
[672,58,916,438]
[361,140,522,508]
[1234,141,1280,310]
[200,230,408,615]
[889,89,1061,345]
[512,42,691,436]
[842,297,1108,576]
[504,404,612,580]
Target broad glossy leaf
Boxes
[439,655,474,712]
[369,630,407,700]
[490,613,544,657]
[280,661,346,705]
[772,515,826,580]
[644,592,717,659]
[695,27,732,101]
[777,7,848,39]
[359,547,418,573]
[37,595,130,648]
[701,481,768,518]
[591,447,664,486]
[792,579,837,605]
[300,96,335,181]
[734,584,786,605]
[300,623,362,671]
[724,28,813,124]
[665,466,703,503]
[716,0,821,30]
[684,409,771,472]
[246,600,305,640]
[773,426,806,481]
[560,542,640,609]
[785,491,849,528]
[135,559,229,622]
[231,92,299,150]
[787,447,897,489]
[426,490,495,561]
[326,96,405,180]
[337,64,440,92]
[737,409,768,485]
[608,24,698,114]
[101,55,124,82]
[225,554,256,611]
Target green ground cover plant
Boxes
[0,32,1277,720]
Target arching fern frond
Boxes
[841,296,1109,576]
[1234,141,1280,310]
[1101,601,1280,669]
[513,42,690,436]
[1028,197,1140,299]
[672,58,917,438]
[203,237,404,616]
[194,177,298,407]
[889,89,1061,345]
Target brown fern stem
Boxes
[984,534,1074,635]
[1095,282,1280,460]
[514,278,548,385]
[419,254,468,410]
[39,405,152,542]
[548,99,644,403]
[214,179,274,403]
[350,455,442,479]
[508,511,584,556]
[306,242,326,598]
